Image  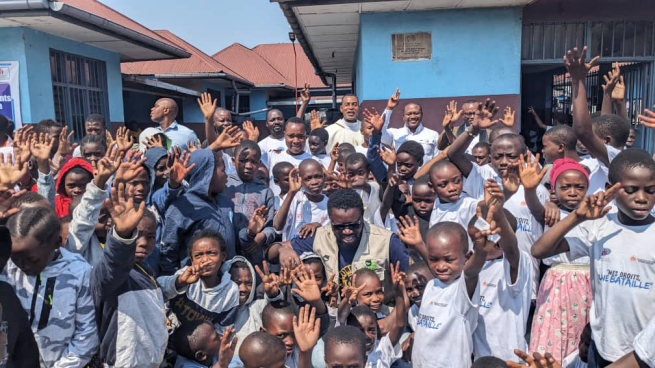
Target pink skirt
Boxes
[529,264,592,362]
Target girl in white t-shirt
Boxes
[345,153,381,225]
[530,158,592,363]
[396,206,499,368]
[273,159,329,241]
[531,149,655,364]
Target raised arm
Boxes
[198,92,218,146]
[464,205,498,298]
[484,180,520,282]
[565,47,609,167]
[517,152,549,226]
[273,168,300,231]
[447,99,499,177]
[527,106,549,131]
[296,83,311,119]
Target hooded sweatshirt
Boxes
[222,256,281,353]
[90,228,168,368]
[0,248,98,367]
[55,158,94,218]
[224,174,275,264]
[157,261,240,332]
[65,181,107,267]
[160,149,236,275]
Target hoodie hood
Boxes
[56,158,94,196]
[221,256,256,307]
[186,149,216,199]
[143,147,167,195]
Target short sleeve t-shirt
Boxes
[463,164,501,200]
[267,150,316,196]
[473,251,533,362]
[282,191,329,241]
[429,195,479,250]
[366,334,402,368]
[412,275,479,368]
[503,184,550,299]
[259,136,287,167]
[565,213,655,361]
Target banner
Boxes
[0,61,22,128]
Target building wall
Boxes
[354,7,523,130]
[0,27,124,124]
[250,89,268,120]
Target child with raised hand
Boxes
[54,156,94,218]
[172,321,238,368]
[401,261,433,362]
[274,159,329,241]
[65,146,123,266]
[2,207,98,366]
[532,148,655,365]
[91,181,171,367]
[308,128,332,168]
[157,229,240,332]
[396,209,499,368]
[345,153,381,224]
[347,262,407,368]
[272,161,293,212]
[472,180,534,362]
[531,158,593,363]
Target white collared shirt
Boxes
[382,109,439,164]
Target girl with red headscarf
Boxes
[55,158,93,218]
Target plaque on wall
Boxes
[392,32,432,61]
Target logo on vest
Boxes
[322,255,330,262]
[364,260,379,271]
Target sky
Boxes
[99,0,292,54]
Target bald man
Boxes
[150,98,198,149]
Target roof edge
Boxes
[152,72,254,87]
[47,2,190,59]
[277,2,329,86]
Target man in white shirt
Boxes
[258,109,287,165]
[382,100,439,164]
[326,94,364,151]
[456,100,488,154]
[150,98,198,149]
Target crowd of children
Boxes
[0,46,654,368]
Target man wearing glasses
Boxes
[266,189,409,302]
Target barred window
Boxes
[50,49,109,138]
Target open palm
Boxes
[107,183,145,236]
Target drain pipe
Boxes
[322,72,337,109]
[231,79,250,115]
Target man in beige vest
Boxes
[266,189,409,301]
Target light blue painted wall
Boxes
[356,7,523,100]
[355,38,365,101]
[0,27,124,123]
[250,89,268,120]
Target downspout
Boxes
[322,72,337,109]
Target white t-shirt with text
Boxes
[281,191,330,241]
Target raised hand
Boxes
[377,145,396,166]
[501,162,521,197]
[292,267,322,303]
[197,92,217,122]
[30,132,55,162]
[105,130,115,148]
[602,62,620,96]
[246,206,268,237]
[168,149,194,189]
[494,106,515,127]
[472,99,500,129]
[518,152,548,190]
[94,146,122,188]
[106,182,145,238]
[638,105,655,129]
[293,305,321,353]
[341,273,367,304]
[389,260,406,297]
[483,179,505,209]
[144,134,164,149]
[544,201,561,228]
[57,126,76,156]
[310,110,325,131]
[288,168,302,194]
[300,83,311,104]
[255,261,281,298]
[321,273,338,307]
[396,215,424,248]
[387,88,401,110]
[115,126,134,152]
[49,156,64,177]
[216,327,238,368]
[298,222,321,239]
[0,153,27,191]
[612,73,626,101]
[175,260,211,288]
[506,349,562,368]
[362,108,385,133]
[563,46,599,81]
[573,183,620,220]
[527,106,536,115]
[114,150,147,185]
[326,171,351,190]
[329,142,340,163]
[443,100,462,127]
[13,125,33,164]
[209,125,242,151]
[186,140,200,153]
[242,120,259,141]
[469,205,500,254]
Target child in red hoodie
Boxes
[55,158,94,218]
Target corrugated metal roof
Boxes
[121,30,247,80]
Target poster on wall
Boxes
[0,61,22,128]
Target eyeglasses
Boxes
[332,221,363,232]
